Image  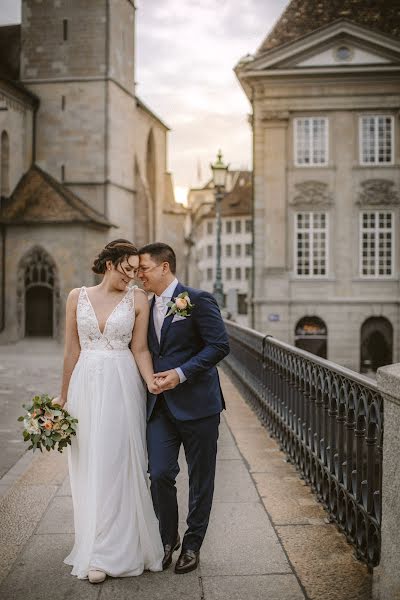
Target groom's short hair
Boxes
[139,242,176,274]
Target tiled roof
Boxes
[207,171,252,218]
[0,25,20,79]
[258,0,400,55]
[1,165,113,228]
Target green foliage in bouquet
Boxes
[17,394,78,453]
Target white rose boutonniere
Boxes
[166,291,195,317]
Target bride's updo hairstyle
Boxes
[92,239,138,275]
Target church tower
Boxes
[20,0,138,237]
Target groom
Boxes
[138,242,229,574]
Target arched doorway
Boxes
[360,317,393,373]
[295,316,327,359]
[17,247,59,338]
[146,129,156,239]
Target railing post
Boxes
[373,363,400,600]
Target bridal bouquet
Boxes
[17,394,78,453]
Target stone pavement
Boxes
[0,347,373,600]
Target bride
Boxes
[54,239,164,583]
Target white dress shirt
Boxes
[153,278,186,384]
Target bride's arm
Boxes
[131,289,159,394]
[53,288,81,408]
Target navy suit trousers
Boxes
[147,396,220,552]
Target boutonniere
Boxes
[166,291,195,317]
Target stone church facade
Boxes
[0,0,185,342]
[235,0,400,373]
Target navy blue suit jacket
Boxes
[147,282,230,421]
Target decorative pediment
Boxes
[291,181,332,207]
[357,180,399,207]
[236,21,400,76]
[294,44,391,68]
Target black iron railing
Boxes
[223,320,383,569]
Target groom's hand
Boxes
[154,369,180,391]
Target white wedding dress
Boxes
[64,285,164,579]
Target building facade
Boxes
[0,0,185,342]
[235,0,400,373]
[187,171,252,326]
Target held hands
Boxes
[153,369,180,392]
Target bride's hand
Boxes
[52,396,67,409]
[147,380,161,395]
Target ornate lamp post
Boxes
[210,150,228,308]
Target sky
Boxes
[0,0,288,200]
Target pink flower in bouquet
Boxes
[43,420,53,430]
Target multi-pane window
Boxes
[360,116,394,165]
[226,220,232,234]
[206,268,213,280]
[294,117,328,166]
[226,244,232,257]
[360,211,393,277]
[235,220,242,233]
[207,221,213,235]
[207,245,213,258]
[235,244,241,257]
[245,267,251,280]
[295,212,328,277]
[226,267,232,280]
[245,244,252,256]
[235,267,241,279]
[245,219,252,233]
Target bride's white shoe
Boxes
[88,569,106,584]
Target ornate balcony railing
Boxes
[223,320,383,569]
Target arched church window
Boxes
[146,130,156,239]
[1,130,10,197]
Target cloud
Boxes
[0,0,21,25]
[136,0,288,187]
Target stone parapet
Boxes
[374,363,400,600]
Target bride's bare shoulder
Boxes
[134,286,148,297]
[133,286,149,310]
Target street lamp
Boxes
[210,150,229,308]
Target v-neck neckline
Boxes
[83,286,131,336]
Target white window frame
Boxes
[294,117,329,167]
[359,210,395,278]
[294,211,329,278]
[359,115,394,166]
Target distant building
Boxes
[0,0,185,342]
[235,0,400,373]
[187,171,252,325]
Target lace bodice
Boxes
[77,286,136,351]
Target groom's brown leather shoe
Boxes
[162,534,181,570]
[174,549,200,574]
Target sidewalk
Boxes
[0,370,372,600]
